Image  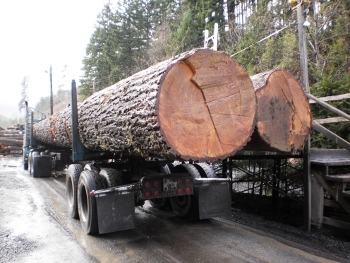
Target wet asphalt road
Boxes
[0,156,348,263]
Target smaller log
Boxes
[7,146,23,151]
[0,138,24,147]
[0,134,24,139]
[243,70,312,153]
[0,130,20,135]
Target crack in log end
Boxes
[158,49,255,161]
[187,51,255,156]
[158,60,224,160]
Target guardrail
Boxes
[306,93,350,151]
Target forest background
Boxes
[3,0,350,148]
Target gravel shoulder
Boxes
[0,156,93,263]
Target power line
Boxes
[230,21,297,57]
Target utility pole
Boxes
[294,1,311,232]
[50,65,53,116]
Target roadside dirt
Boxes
[0,156,93,263]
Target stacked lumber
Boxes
[0,126,24,155]
[243,70,312,153]
[33,49,257,161]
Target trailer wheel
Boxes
[23,153,28,170]
[149,198,171,210]
[77,170,102,235]
[149,164,172,210]
[66,164,83,219]
[29,151,39,176]
[99,168,123,188]
[170,164,201,220]
[193,163,216,178]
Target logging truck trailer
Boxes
[22,73,232,234]
[23,107,231,234]
[21,48,312,235]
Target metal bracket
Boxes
[204,23,218,51]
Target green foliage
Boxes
[308,1,350,148]
[33,89,71,116]
[168,0,226,55]
[79,0,173,100]
[76,0,350,149]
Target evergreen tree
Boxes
[80,3,120,99]
[79,0,173,99]
[18,76,29,113]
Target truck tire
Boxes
[149,164,172,210]
[149,198,171,210]
[99,168,123,188]
[77,170,102,235]
[29,151,39,176]
[170,164,201,220]
[193,163,216,178]
[23,153,28,170]
[66,164,83,219]
[28,151,34,175]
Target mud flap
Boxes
[197,182,231,219]
[95,191,136,234]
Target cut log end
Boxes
[157,49,256,160]
[249,70,312,152]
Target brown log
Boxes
[7,146,23,151]
[243,70,312,153]
[33,107,72,148]
[0,145,22,154]
[33,49,256,161]
[0,130,21,135]
[0,134,24,139]
[0,138,24,147]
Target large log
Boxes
[243,70,312,153]
[33,49,256,161]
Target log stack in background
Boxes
[0,126,24,155]
[33,49,257,161]
[243,70,312,153]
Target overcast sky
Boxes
[0,0,107,119]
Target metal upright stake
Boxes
[71,80,85,162]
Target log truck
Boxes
[22,49,257,235]
[22,48,312,235]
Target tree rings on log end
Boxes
[157,49,256,161]
[251,70,312,152]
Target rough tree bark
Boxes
[243,70,312,153]
[33,49,256,161]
